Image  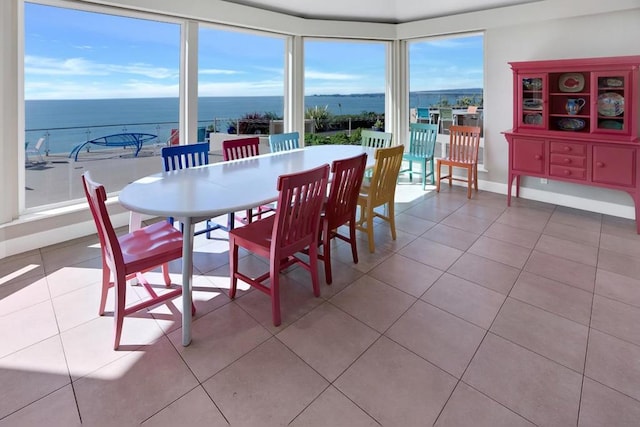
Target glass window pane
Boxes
[198,26,284,151]
[304,40,386,143]
[409,34,484,160]
[24,2,179,209]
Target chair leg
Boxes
[474,164,479,191]
[388,201,397,241]
[349,220,359,264]
[113,274,126,350]
[367,206,375,253]
[322,223,333,285]
[429,158,435,185]
[436,160,441,193]
[421,159,426,190]
[448,165,453,186]
[408,160,413,181]
[308,244,321,298]
[270,263,281,326]
[161,263,171,286]
[229,241,239,299]
[467,166,472,199]
[99,259,110,316]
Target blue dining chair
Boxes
[400,123,438,189]
[161,142,232,237]
[268,131,299,153]
[416,107,432,123]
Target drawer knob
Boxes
[564,170,571,176]
[563,146,571,152]
[596,161,605,167]
[563,158,571,164]
[534,154,542,160]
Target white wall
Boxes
[2,0,640,258]
[484,8,640,215]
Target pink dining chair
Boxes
[228,164,329,326]
[319,153,367,284]
[82,171,192,350]
[222,137,275,224]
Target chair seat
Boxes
[228,215,276,258]
[120,221,183,272]
[439,158,475,166]
[402,152,428,162]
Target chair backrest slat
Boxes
[361,130,393,149]
[223,137,260,160]
[161,142,210,171]
[408,123,438,157]
[325,154,368,230]
[448,125,482,163]
[269,132,300,153]
[369,145,404,206]
[271,164,329,255]
[81,172,124,272]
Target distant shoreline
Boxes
[25,88,483,102]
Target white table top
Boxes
[119,144,376,219]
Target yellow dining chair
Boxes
[356,145,404,253]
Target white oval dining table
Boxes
[119,144,376,346]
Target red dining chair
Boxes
[222,137,274,224]
[222,136,260,161]
[82,171,191,350]
[228,164,330,326]
[319,153,367,284]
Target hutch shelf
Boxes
[503,55,640,232]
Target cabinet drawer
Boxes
[550,154,587,168]
[550,141,586,156]
[550,165,586,180]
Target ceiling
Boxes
[220,0,542,24]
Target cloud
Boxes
[305,70,360,81]
[199,68,242,75]
[24,79,179,100]
[24,55,178,80]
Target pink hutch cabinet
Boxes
[503,55,640,231]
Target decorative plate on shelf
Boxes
[522,78,542,90]
[524,113,543,125]
[599,120,623,130]
[598,92,624,116]
[602,78,623,87]
[558,73,585,92]
[523,98,543,110]
[557,118,586,131]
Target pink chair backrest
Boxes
[81,172,124,273]
[271,164,329,255]
[168,129,180,146]
[448,125,482,163]
[222,137,261,160]
[325,154,367,230]
[467,105,478,114]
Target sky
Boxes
[24,2,483,100]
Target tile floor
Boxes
[2,184,640,426]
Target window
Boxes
[198,26,285,151]
[304,39,386,143]
[408,33,484,163]
[24,2,180,209]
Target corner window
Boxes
[24,2,180,209]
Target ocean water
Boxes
[26,90,481,154]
